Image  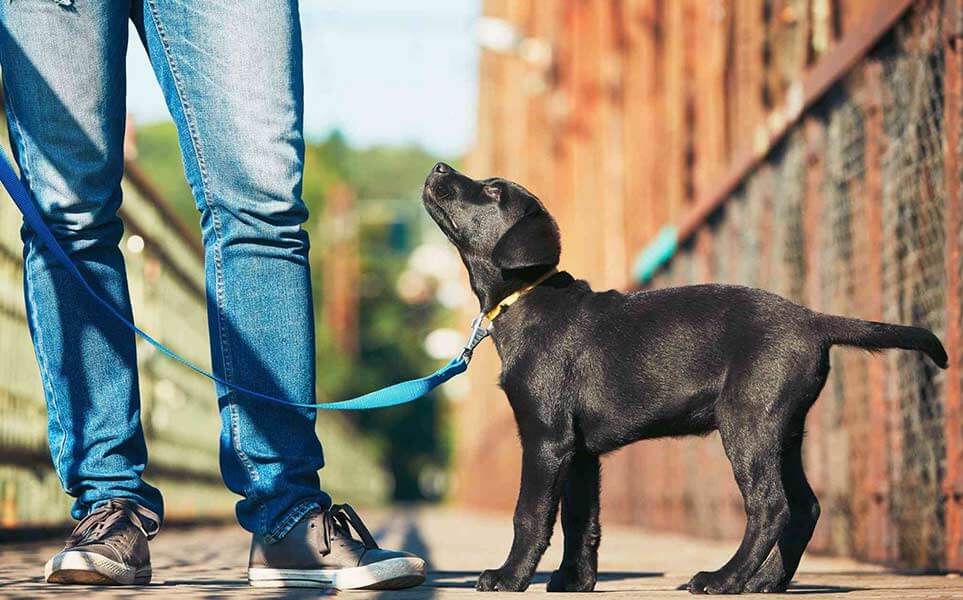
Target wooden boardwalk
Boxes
[1,507,961,598]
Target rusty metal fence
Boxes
[635,2,960,568]
[458,0,963,570]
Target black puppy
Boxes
[422,162,948,594]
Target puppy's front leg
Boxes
[548,450,601,592]
[477,437,573,592]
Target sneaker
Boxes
[44,498,159,585]
[248,503,426,590]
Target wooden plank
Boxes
[455,0,521,513]
[600,0,628,289]
[321,183,359,357]
[860,60,893,563]
[553,2,578,273]
[526,0,559,216]
[802,116,830,552]
[662,0,688,224]
[569,0,603,278]
[621,0,662,248]
[942,0,963,571]
[691,0,730,199]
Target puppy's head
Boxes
[422,162,560,308]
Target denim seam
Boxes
[264,499,322,544]
[144,0,258,488]
[5,96,69,489]
[23,255,67,485]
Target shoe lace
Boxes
[320,503,378,555]
[66,499,160,547]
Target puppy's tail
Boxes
[817,314,948,369]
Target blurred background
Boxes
[1,0,962,575]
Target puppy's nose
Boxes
[433,162,450,175]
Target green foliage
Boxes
[344,214,452,500]
[133,123,198,233]
[342,145,442,200]
[310,131,454,501]
[303,137,345,224]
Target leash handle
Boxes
[0,148,471,410]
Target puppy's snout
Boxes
[425,162,454,196]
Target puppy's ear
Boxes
[492,210,561,271]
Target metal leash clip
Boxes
[460,313,493,363]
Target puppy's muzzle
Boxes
[425,162,453,198]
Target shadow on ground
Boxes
[1,513,953,598]
[673,581,867,594]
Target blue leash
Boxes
[0,148,487,410]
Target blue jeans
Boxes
[0,0,330,540]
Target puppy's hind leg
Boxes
[743,431,820,592]
[743,357,828,593]
[687,377,794,594]
[548,449,601,592]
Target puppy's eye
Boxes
[483,186,501,201]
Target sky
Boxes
[125,0,481,157]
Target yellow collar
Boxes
[484,268,558,322]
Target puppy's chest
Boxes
[492,316,592,408]
[495,336,652,449]
[496,346,579,407]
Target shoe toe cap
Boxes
[359,548,425,567]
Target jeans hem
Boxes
[263,498,326,544]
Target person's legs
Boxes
[132,0,329,540]
[0,0,163,522]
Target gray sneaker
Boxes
[248,503,426,590]
[44,498,159,585]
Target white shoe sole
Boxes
[44,550,151,585]
[248,556,427,590]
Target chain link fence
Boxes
[637,1,960,567]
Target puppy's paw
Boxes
[742,573,789,593]
[686,570,743,595]
[476,568,529,592]
[742,579,789,593]
[742,559,790,593]
[476,569,500,592]
[547,566,596,592]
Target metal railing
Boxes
[0,130,391,530]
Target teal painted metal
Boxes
[631,226,678,284]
